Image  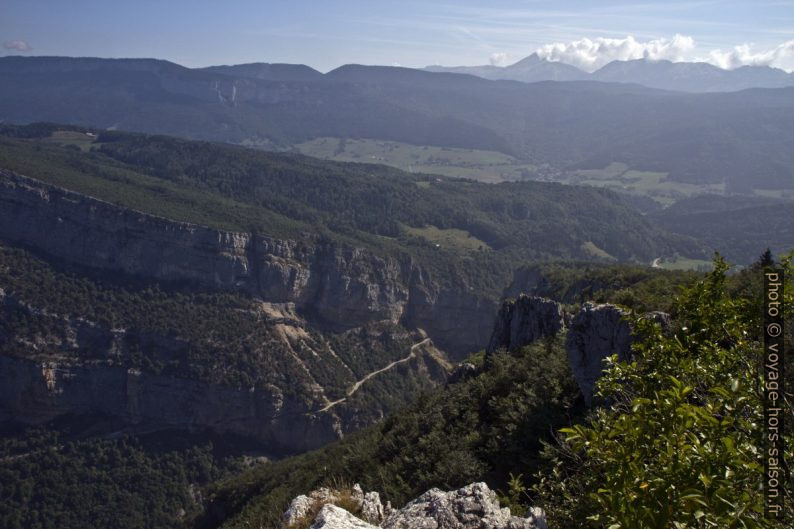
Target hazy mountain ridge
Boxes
[426,53,588,82]
[425,54,794,92]
[3,56,794,196]
[199,62,323,81]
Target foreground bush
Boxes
[535,254,793,528]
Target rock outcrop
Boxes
[486,295,564,354]
[565,303,632,405]
[565,303,672,405]
[283,484,388,529]
[285,483,546,529]
[353,485,387,525]
[485,294,670,406]
[312,505,378,529]
[0,169,496,355]
[383,483,546,529]
[283,494,317,526]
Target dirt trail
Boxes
[317,338,431,413]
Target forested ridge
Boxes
[0,123,707,273]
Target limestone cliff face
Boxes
[0,169,489,448]
[0,170,253,287]
[565,304,671,405]
[486,295,565,354]
[0,355,340,453]
[564,303,632,405]
[483,297,626,405]
[0,288,341,452]
[484,294,670,406]
[0,170,495,353]
[404,279,497,354]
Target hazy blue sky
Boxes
[2,0,793,71]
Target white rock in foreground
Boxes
[311,504,379,529]
[284,494,316,527]
[383,482,546,529]
[361,491,386,524]
[288,482,546,529]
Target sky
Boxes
[2,0,793,72]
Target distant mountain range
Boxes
[2,55,794,195]
[426,53,587,83]
[426,54,794,92]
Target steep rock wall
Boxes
[0,355,340,453]
[0,169,489,448]
[565,303,671,405]
[565,303,632,405]
[0,288,341,452]
[486,295,565,354]
[0,169,496,353]
[485,294,670,406]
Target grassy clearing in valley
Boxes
[42,130,98,152]
[403,224,491,252]
[295,137,537,183]
[580,241,616,261]
[297,142,740,208]
[567,163,726,206]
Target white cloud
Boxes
[3,39,33,52]
[708,40,794,72]
[535,34,695,72]
[489,52,509,66]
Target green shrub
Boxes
[534,254,794,528]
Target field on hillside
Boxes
[403,224,491,252]
[295,137,539,183]
[296,140,739,207]
[41,129,782,211]
[563,162,726,206]
[43,130,98,151]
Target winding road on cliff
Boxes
[317,338,432,413]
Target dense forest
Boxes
[650,195,794,264]
[0,421,250,529]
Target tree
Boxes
[760,248,775,268]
